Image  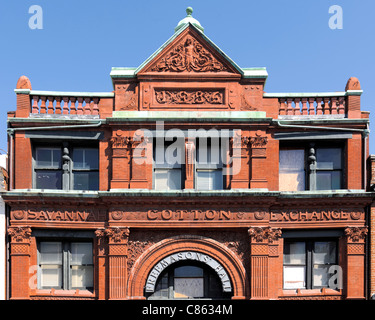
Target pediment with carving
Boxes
[138,27,240,77]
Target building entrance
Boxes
[146,261,232,300]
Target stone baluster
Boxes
[77,97,84,115]
[331,97,338,115]
[286,98,293,115]
[309,98,316,115]
[47,96,54,114]
[323,98,330,115]
[40,96,47,114]
[55,97,62,114]
[315,98,322,115]
[338,97,345,114]
[70,97,77,115]
[294,98,301,115]
[301,98,308,115]
[32,96,39,114]
[62,97,70,114]
[84,97,92,115]
[92,97,99,115]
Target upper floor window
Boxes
[279,143,343,191]
[35,147,62,189]
[38,240,93,291]
[152,137,226,191]
[153,138,184,190]
[72,148,99,190]
[34,144,99,191]
[196,138,223,190]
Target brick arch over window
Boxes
[127,235,248,299]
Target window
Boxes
[72,148,99,190]
[283,240,338,289]
[33,144,99,191]
[153,138,184,190]
[279,149,305,191]
[279,143,343,191]
[38,241,93,290]
[315,148,342,190]
[152,137,227,191]
[35,147,62,189]
[196,138,223,190]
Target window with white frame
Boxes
[38,240,93,290]
[283,239,338,289]
[153,138,184,190]
[195,137,223,190]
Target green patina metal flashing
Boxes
[109,110,268,122]
[264,90,363,98]
[1,189,373,200]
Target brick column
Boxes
[105,227,130,299]
[248,227,281,299]
[249,132,268,189]
[345,77,362,119]
[95,229,108,300]
[344,226,368,299]
[8,226,32,299]
[184,139,195,189]
[230,134,250,188]
[110,132,132,189]
[371,206,375,299]
[130,135,151,189]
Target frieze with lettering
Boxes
[111,209,267,221]
[11,209,106,222]
[270,209,364,222]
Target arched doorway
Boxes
[146,260,232,300]
[127,235,248,299]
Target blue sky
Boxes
[0,0,374,155]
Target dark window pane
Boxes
[284,242,306,265]
[316,171,341,190]
[36,170,62,189]
[174,266,204,278]
[73,171,99,190]
[313,242,336,264]
[316,148,341,170]
[73,148,99,170]
[36,148,61,168]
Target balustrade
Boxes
[27,91,114,116]
[277,95,346,116]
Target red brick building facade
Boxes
[3,8,375,300]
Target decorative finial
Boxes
[186,7,193,16]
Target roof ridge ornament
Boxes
[175,7,204,33]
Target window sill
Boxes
[32,289,95,299]
[280,288,342,298]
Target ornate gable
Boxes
[137,25,240,77]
